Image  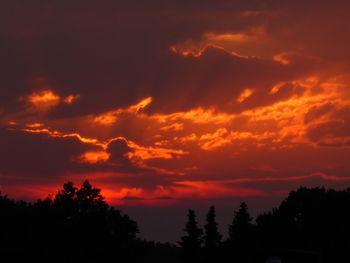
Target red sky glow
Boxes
[1,0,350,241]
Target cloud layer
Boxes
[1,0,350,215]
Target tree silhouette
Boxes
[256,187,350,262]
[5,183,350,262]
[227,202,253,243]
[75,180,107,212]
[54,181,78,217]
[179,209,203,262]
[51,181,138,261]
[225,202,255,262]
[203,206,221,249]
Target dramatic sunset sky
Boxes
[1,0,350,241]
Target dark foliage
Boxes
[224,202,255,262]
[203,206,222,249]
[227,202,254,243]
[179,209,203,262]
[255,187,350,262]
[203,206,222,262]
[1,184,350,263]
[0,181,139,263]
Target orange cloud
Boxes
[93,112,118,126]
[127,145,187,161]
[152,107,233,124]
[3,0,350,217]
[93,97,153,126]
[269,82,286,94]
[22,90,79,112]
[26,90,60,110]
[237,88,254,103]
[26,123,43,128]
[6,72,350,206]
[160,122,184,131]
[129,97,153,112]
[13,74,350,170]
[63,94,80,104]
[170,27,266,58]
[198,128,232,150]
[21,128,103,147]
[19,125,188,175]
[77,151,111,164]
[273,52,296,65]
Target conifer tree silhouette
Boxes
[226,202,255,263]
[227,202,253,244]
[203,206,222,249]
[179,209,203,262]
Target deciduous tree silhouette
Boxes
[54,181,78,218]
[75,180,106,210]
[54,180,107,214]
[256,187,350,262]
[0,181,140,262]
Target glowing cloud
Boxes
[93,112,118,126]
[26,90,60,110]
[77,151,111,164]
[237,88,254,103]
[63,94,80,104]
[129,97,153,113]
[160,123,184,131]
[93,97,153,126]
[170,27,266,58]
[126,140,188,163]
[23,90,79,112]
[273,52,296,65]
[19,124,188,175]
[26,123,43,128]
[152,107,233,124]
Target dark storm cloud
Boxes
[107,139,133,165]
[0,128,97,181]
[104,138,154,174]
[0,0,328,120]
[0,127,176,189]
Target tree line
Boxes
[1,181,350,262]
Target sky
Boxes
[1,0,350,242]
